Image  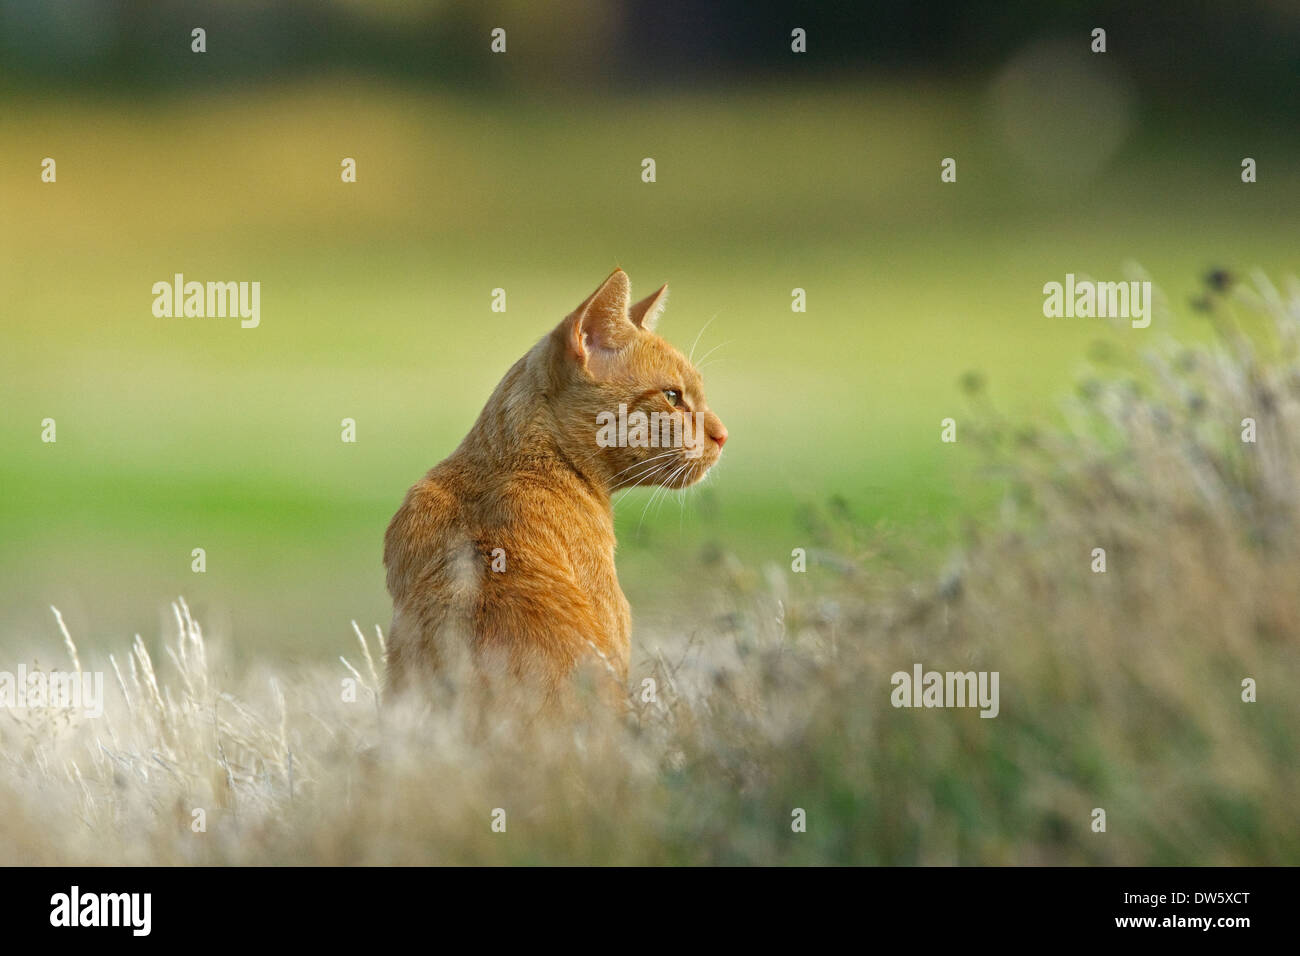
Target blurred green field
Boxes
[2,77,1297,658]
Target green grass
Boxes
[1,77,1297,654]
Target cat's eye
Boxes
[664,389,683,407]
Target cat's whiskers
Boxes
[660,463,693,515]
[654,467,685,519]
[693,339,732,369]
[677,461,706,530]
[607,449,678,478]
[687,314,718,364]
[607,450,682,488]
[636,479,666,532]
[637,460,692,532]
[628,462,681,507]
[636,469,668,528]
[569,445,676,489]
[612,456,681,506]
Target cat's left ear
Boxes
[564,268,636,364]
[629,284,668,332]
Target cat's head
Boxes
[544,269,728,492]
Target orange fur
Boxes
[383,269,727,710]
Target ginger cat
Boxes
[383,269,728,710]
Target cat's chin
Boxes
[617,454,716,491]
[667,456,717,488]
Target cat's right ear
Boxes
[563,269,635,368]
[629,284,668,332]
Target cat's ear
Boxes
[566,268,636,362]
[629,283,668,332]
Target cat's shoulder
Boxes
[385,464,462,548]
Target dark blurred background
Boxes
[3,0,1298,117]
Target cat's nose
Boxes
[712,425,728,449]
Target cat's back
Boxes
[383,457,471,601]
[387,454,615,595]
[382,455,487,691]
[383,450,625,690]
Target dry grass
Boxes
[3,271,1298,865]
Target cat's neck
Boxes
[457,348,612,509]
